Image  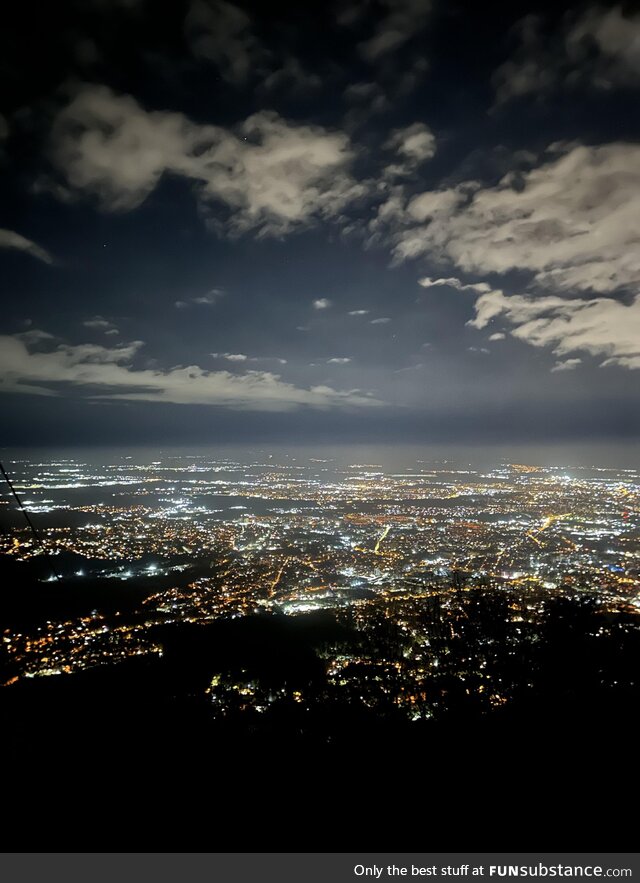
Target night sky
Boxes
[1,0,639,447]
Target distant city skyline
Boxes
[2,0,640,446]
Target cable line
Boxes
[0,461,61,582]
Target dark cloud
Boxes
[355,0,433,61]
[493,6,640,106]
[184,0,266,84]
[0,229,53,264]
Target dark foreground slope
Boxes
[2,562,638,850]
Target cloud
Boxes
[185,3,320,98]
[185,0,264,84]
[50,85,365,237]
[0,335,381,410]
[358,0,432,61]
[370,317,391,324]
[492,16,557,106]
[342,81,390,130]
[348,309,369,316]
[488,332,505,341]
[327,357,351,364]
[261,57,322,94]
[213,352,287,365]
[336,2,366,27]
[394,362,424,372]
[313,298,332,310]
[567,6,640,88]
[193,289,225,304]
[370,186,476,257]
[395,57,429,96]
[176,289,225,308]
[388,142,640,296]
[469,288,640,369]
[375,141,640,371]
[493,6,640,106]
[211,352,248,361]
[551,358,582,372]
[83,315,119,334]
[0,229,53,264]
[384,123,436,177]
[418,276,491,294]
[14,329,55,345]
[344,82,380,102]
